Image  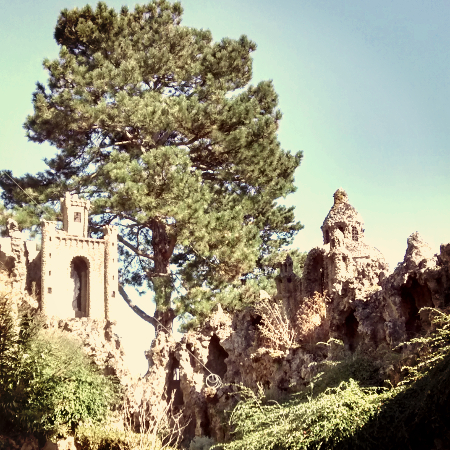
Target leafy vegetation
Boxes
[219,308,450,450]
[0,289,119,439]
[1,0,302,332]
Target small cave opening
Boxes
[205,335,229,380]
[167,357,184,407]
[445,291,450,307]
[308,254,324,296]
[400,277,433,337]
[251,314,263,327]
[186,343,196,368]
[338,311,361,352]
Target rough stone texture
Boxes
[0,219,40,296]
[3,189,450,445]
[142,189,450,443]
[0,434,39,450]
[0,193,119,323]
[45,316,133,387]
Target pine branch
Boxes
[118,284,157,329]
[118,235,154,261]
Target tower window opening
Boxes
[48,287,52,294]
[173,367,180,381]
[74,212,82,223]
[71,257,88,317]
[325,230,330,244]
[352,226,358,242]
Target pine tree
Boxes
[1,1,302,331]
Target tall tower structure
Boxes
[40,193,118,321]
[321,188,365,246]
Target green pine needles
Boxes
[1,0,302,331]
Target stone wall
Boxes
[40,193,118,321]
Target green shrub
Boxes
[0,291,119,438]
[220,380,388,450]
[189,436,216,450]
[220,308,450,450]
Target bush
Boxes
[76,393,186,450]
[0,290,119,438]
[189,436,216,450]
[220,308,450,450]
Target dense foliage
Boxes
[0,0,302,330]
[0,290,118,438]
[220,308,450,450]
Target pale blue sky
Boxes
[1,0,449,375]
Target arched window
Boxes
[70,257,89,317]
[324,229,330,244]
[352,226,358,242]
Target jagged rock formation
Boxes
[0,219,40,295]
[142,189,450,443]
[45,317,132,384]
[2,189,450,446]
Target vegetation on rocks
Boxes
[218,307,450,450]
[0,288,118,439]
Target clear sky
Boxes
[1,0,449,375]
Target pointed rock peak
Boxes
[333,188,348,206]
[404,232,434,264]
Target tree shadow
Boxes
[335,352,450,450]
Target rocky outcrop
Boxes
[142,189,450,443]
[0,219,40,296]
[45,317,133,385]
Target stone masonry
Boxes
[40,193,118,320]
[140,188,450,443]
[0,192,119,321]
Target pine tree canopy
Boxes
[0,0,303,330]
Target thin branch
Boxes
[119,284,157,328]
[118,235,154,261]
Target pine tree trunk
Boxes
[151,219,171,276]
[150,219,176,332]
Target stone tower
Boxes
[321,188,365,246]
[40,193,118,320]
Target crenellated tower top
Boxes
[61,192,91,237]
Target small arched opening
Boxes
[167,357,184,407]
[352,226,359,242]
[400,276,433,337]
[206,334,229,380]
[70,256,89,318]
[337,311,361,352]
